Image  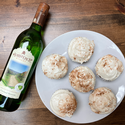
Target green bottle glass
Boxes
[0,2,50,111]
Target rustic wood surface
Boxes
[0,0,125,125]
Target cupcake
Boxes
[68,37,95,64]
[42,54,68,79]
[95,54,124,81]
[89,87,117,114]
[50,89,77,117]
[69,66,95,93]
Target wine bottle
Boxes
[0,2,50,111]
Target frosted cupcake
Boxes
[69,66,95,93]
[68,37,95,64]
[50,89,77,117]
[95,54,124,81]
[42,54,68,79]
[89,87,117,114]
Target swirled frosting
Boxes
[68,37,94,64]
[95,55,124,81]
[42,54,68,79]
[69,66,95,93]
[50,89,77,117]
[89,87,117,114]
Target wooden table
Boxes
[0,0,125,124]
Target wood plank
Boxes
[0,0,121,28]
[0,104,125,125]
[1,13,125,47]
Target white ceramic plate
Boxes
[35,30,125,124]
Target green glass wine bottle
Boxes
[0,2,50,111]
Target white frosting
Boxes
[69,66,95,93]
[42,54,68,79]
[50,89,77,117]
[95,55,124,81]
[68,37,94,64]
[89,87,117,114]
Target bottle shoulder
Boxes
[21,28,42,40]
[13,28,44,56]
[15,28,43,46]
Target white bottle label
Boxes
[0,48,34,99]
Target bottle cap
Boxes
[33,2,50,26]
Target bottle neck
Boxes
[30,23,42,32]
[30,3,50,32]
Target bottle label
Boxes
[0,48,34,99]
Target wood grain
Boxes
[0,0,125,124]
